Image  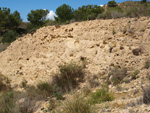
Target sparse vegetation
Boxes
[62,94,95,113]
[48,99,58,111]
[112,28,116,35]
[36,61,85,99]
[37,81,53,95]
[0,91,18,113]
[18,98,34,113]
[142,85,150,104]
[88,75,100,88]
[122,26,127,34]
[52,62,85,92]
[21,79,27,88]
[0,73,10,91]
[0,90,38,113]
[107,67,127,85]
[2,30,18,43]
[88,85,114,104]
[144,60,150,69]
[131,70,140,80]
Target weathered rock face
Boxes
[0,17,150,85]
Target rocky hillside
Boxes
[1,17,150,112]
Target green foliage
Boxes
[122,26,127,34]
[53,62,85,92]
[144,61,150,69]
[27,9,49,26]
[52,62,85,92]
[88,85,114,104]
[37,82,53,95]
[55,4,74,23]
[62,95,95,113]
[21,81,27,88]
[2,30,18,43]
[108,0,117,7]
[126,6,139,17]
[0,90,35,113]
[74,5,103,21]
[36,61,85,100]
[0,92,17,113]
[97,6,122,19]
[0,7,22,34]
[54,91,63,100]
[26,23,40,34]
[112,28,116,35]
[131,70,140,80]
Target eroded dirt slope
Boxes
[0,17,150,87]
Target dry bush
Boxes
[108,67,127,85]
[0,73,10,91]
[19,98,34,113]
[142,85,150,104]
[131,70,140,80]
[37,82,53,95]
[0,91,21,113]
[52,62,85,93]
[111,11,125,19]
[144,60,150,69]
[62,95,95,113]
[88,75,100,88]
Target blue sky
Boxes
[0,0,140,22]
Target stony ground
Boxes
[1,17,150,112]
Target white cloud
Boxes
[100,5,104,7]
[46,10,57,20]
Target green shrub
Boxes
[26,23,40,34]
[62,95,95,113]
[96,13,105,19]
[52,62,85,92]
[37,82,53,95]
[126,7,139,18]
[122,26,127,34]
[87,13,97,20]
[0,91,18,113]
[88,85,114,104]
[21,79,27,88]
[144,61,150,69]
[112,28,116,35]
[2,30,18,43]
[131,70,140,80]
